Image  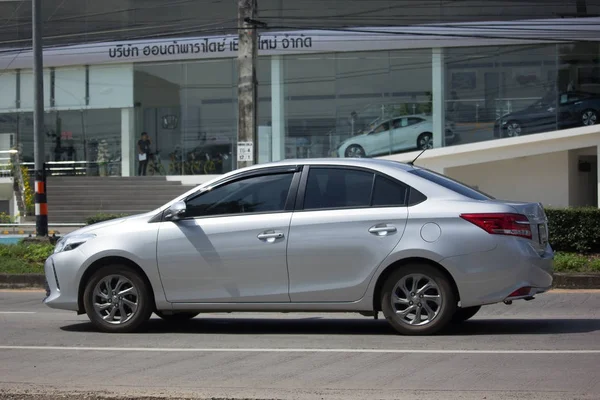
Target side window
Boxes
[372,122,390,134]
[304,168,374,210]
[408,117,424,126]
[185,173,294,217]
[372,175,408,207]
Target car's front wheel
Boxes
[83,265,153,333]
[452,306,481,323]
[504,120,523,137]
[381,264,456,335]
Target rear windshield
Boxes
[407,168,494,201]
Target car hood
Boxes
[63,212,154,238]
[496,108,532,122]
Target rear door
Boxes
[286,166,409,302]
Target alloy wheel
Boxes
[390,273,442,326]
[582,110,598,126]
[506,122,522,137]
[418,134,433,150]
[345,145,365,158]
[92,275,139,325]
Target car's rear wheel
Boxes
[345,144,366,158]
[505,120,522,137]
[381,264,456,335]
[83,265,153,333]
[582,109,598,126]
[155,311,199,322]
[452,306,481,323]
[417,132,433,150]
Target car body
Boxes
[44,158,553,335]
[336,115,459,158]
[493,91,600,138]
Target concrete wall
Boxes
[568,147,598,208]
[445,151,570,207]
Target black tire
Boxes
[83,265,153,333]
[381,264,457,336]
[417,132,433,150]
[452,305,481,323]
[155,311,199,322]
[504,120,523,137]
[582,109,598,126]
[344,144,366,158]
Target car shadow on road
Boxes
[60,317,600,336]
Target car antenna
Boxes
[407,149,426,166]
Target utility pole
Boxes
[237,0,258,169]
[32,0,48,237]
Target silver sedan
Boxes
[43,158,553,335]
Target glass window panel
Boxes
[186,173,293,217]
[372,175,408,207]
[89,65,134,109]
[445,44,560,144]
[0,72,17,111]
[304,168,373,210]
[54,67,86,109]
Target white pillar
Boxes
[271,56,286,161]
[121,108,135,177]
[432,48,446,149]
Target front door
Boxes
[287,166,408,302]
[367,121,392,156]
[156,169,299,303]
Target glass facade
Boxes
[134,58,271,175]
[283,50,433,159]
[0,41,599,177]
[445,43,600,145]
[0,109,122,176]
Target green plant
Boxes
[0,242,54,274]
[21,166,34,215]
[86,213,128,225]
[0,212,13,224]
[554,252,600,273]
[545,207,600,253]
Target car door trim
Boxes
[161,167,303,222]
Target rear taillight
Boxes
[460,213,532,239]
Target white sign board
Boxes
[237,141,254,162]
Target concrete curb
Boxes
[552,272,600,289]
[1,272,599,290]
[0,274,46,289]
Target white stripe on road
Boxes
[0,312,36,314]
[0,345,599,354]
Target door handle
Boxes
[369,225,397,236]
[257,231,284,241]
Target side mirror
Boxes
[165,200,187,221]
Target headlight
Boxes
[54,234,96,254]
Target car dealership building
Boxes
[0,0,600,211]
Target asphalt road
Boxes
[1,289,599,400]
